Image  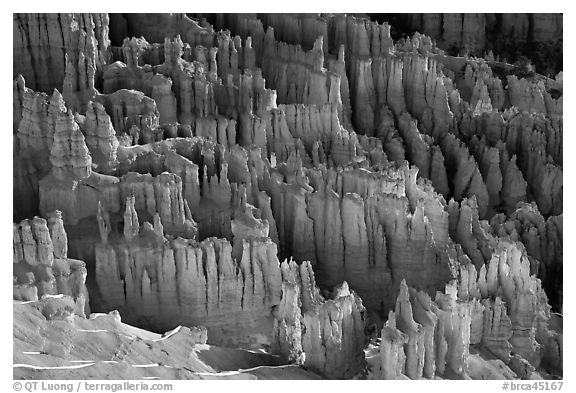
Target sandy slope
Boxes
[13,300,322,380]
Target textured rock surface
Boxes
[95,229,281,348]
[14,300,323,379]
[370,238,561,379]
[390,14,562,75]
[13,212,89,317]
[13,13,110,93]
[273,260,366,378]
[14,12,562,380]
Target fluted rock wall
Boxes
[372,238,561,379]
[115,13,216,47]
[490,203,562,313]
[14,82,83,220]
[13,13,562,380]
[273,260,366,378]
[95,226,282,348]
[259,156,459,317]
[14,13,110,94]
[13,211,89,317]
[98,89,161,135]
[398,13,562,55]
[77,101,120,171]
[102,35,277,127]
[40,168,198,242]
[93,198,367,377]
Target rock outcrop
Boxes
[13,211,89,316]
[95,226,281,347]
[397,14,562,70]
[13,12,562,380]
[13,13,110,93]
[274,260,366,378]
[371,238,561,379]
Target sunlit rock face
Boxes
[13,13,562,380]
[14,211,89,317]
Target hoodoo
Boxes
[13,12,562,381]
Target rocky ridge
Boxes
[13,13,562,380]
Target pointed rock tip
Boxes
[16,74,26,87]
[334,281,350,299]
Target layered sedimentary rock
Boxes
[13,13,110,93]
[273,260,366,378]
[490,203,562,312]
[14,79,55,220]
[40,169,199,244]
[114,14,217,47]
[77,100,120,171]
[397,14,562,60]
[49,107,93,181]
[93,195,366,376]
[13,211,89,316]
[14,12,562,380]
[95,225,281,347]
[269,157,462,319]
[372,238,561,379]
[14,81,96,220]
